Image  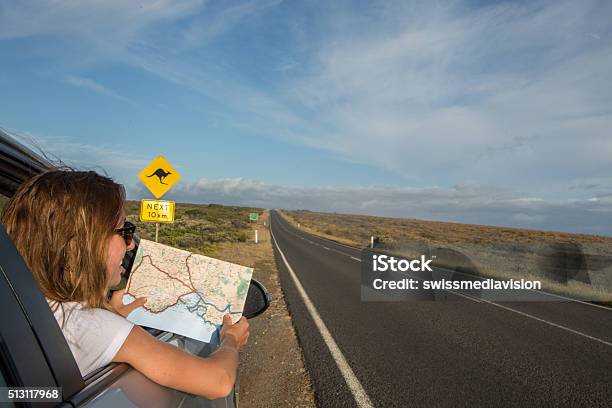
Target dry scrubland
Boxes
[124,201,260,255]
[125,202,315,407]
[281,210,612,304]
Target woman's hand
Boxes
[110,289,147,317]
[220,315,250,351]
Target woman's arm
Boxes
[113,315,249,400]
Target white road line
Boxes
[479,298,612,347]
[270,222,375,408]
[402,269,611,345]
[437,266,612,312]
[442,288,484,303]
[323,246,330,250]
[350,256,362,262]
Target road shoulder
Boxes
[213,210,316,407]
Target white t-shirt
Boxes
[49,301,134,377]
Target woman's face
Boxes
[106,213,136,288]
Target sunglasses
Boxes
[115,220,137,246]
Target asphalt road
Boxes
[269,210,612,408]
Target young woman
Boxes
[1,170,249,399]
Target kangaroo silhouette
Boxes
[147,168,172,185]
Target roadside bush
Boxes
[124,200,262,254]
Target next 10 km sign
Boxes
[140,199,175,223]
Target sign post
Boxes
[138,155,181,242]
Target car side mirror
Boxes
[243,279,272,319]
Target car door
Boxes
[0,222,82,408]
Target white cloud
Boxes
[279,0,612,193]
[63,76,135,105]
[179,0,283,49]
[127,176,612,235]
[5,126,611,235]
[2,0,612,228]
[0,0,205,42]
[4,128,148,172]
[9,1,609,196]
[512,213,546,224]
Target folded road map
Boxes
[123,239,253,342]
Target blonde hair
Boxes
[1,170,125,311]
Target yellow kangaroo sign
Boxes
[138,155,181,199]
[140,199,175,223]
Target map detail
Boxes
[124,239,253,342]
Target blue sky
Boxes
[1,0,612,235]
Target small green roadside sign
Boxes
[249,212,259,222]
